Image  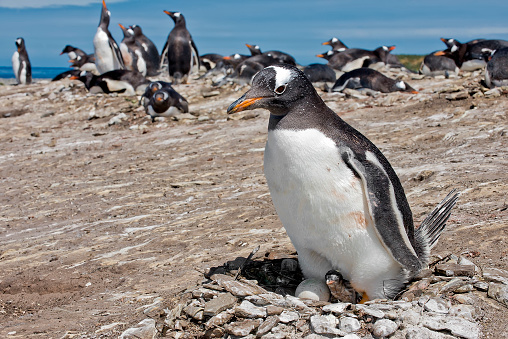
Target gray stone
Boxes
[278,310,300,323]
[435,263,475,277]
[183,300,204,320]
[454,293,474,304]
[303,335,330,339]
[473,281,489,291]
[424,297,450,314]
[205,311,234,329]
[108,113,128,125]
[487,282,508,307]
[354,304,385,318]
[422,315,481,339]
[445,91,469,100]
[454,284,474,293]
[245,292,285,306]
[339,317,361,333]
[203,292,237,317]
[281,258,298,271]
[399,309,422,325]
[449,304,475,321]
[310,314,345,336]
[234,300,266,318]
[192,287,220,299]
[224,319,262,336]
[440,278,467,293]
[483,267,508,285]
[342,334,362,339]
[406,325,456,339]
[372,319,398,338]
[119,319,157,339]
[322,302,351,314]
[266,305,284,315]
[256,315,280,336]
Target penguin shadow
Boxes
[205,251,305,297]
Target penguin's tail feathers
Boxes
[414,189,460,265]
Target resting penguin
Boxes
[139,80,174,107]
[145,87,189,122]
[12,37,32,85]
[72,70,148,96]
[93,0,124,73]
[245,43,297,65]
[419,52,459,77]
[485,47,508,88]
[332,68,418,94]
[161,10,199,83]
[302,63,336,83]
[227,64,459,302]
[322,37,348,52]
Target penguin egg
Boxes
[295,278,331,301]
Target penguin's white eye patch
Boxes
[275,84,286,95]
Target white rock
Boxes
[310,314,345,336]
[406,325,456,339]
[295,278,331,301]
[234,300,266,318]
[119,319,157,339]
[373,318,398,337]
[278,310,300,323]
[422,315,481,339]
[339,317,361,333]
[355,304,385,318]
[449,304,475,321]
[424,297,450,314]
[322,302,350,314]
[108,113,128,125]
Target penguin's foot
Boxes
[359,293,370,304]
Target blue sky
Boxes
[1,0,508,67]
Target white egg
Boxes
[295,278,331,301]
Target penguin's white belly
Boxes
[12,51,20,83]
[94,29,120,74]
[264,128,401,297]
[461,59,486,71]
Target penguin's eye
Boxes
[274,84,286,95]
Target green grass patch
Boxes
[395,54,425,72]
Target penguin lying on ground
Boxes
[245,43,297,65]
[484,47,508,88]
[71,70,148,95]
[227,64,458,302]
[419,52,459,77]
[12,37,32,85]
[319,46,396,72]
[139,80,174,107]
[145,87,189,122]
[332,68,418,94]
[302,63,336,83]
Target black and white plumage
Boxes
[485,47,508,88]
[12,37,32,85]
[302,63,336,83]
[131,24,160,75]
[60,45,97,73]
[227,64,459,301]
[322,37,348,52]
[419,52,459,77]
[332,68,418,94]
[140,80,174,107]
[118,23,156,76]
[93,0,124,74]
[323,46,396,72]
[72,70,147,96]
[438,38,508,71]
[245,43,297,65]
[161,11,199,83]
[145,87,189,122]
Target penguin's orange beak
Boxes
[227,96,263,114]
[434,51,446,56]
[316,54,325,58]
[411,90,419,94]
[102,0,107,10]
[388,46,396,51]
[70,76,79,80]
[440,38,447,43]
[246,44,253,48]
[163,10,173,16]
[322,41,330,46]
[118,23,126,30]
[223,56,231,60]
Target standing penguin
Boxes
[118,23,151,76]
[227,64,459,302]
[93,0,124,74]
[131,25,160,75]
[161,11,199,83]
[12,37,32,85]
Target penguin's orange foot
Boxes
[359,293,370,304]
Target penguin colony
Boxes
[10,0,507,303]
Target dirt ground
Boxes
[0,70,506,338]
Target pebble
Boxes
[424,297,450,314]
[278,310,300,323]
[423,315,481,339]
[339,316,361,333]
[256,315,280,336]
[235,300,267,318]
[203,292,237,317]
[119,319,157,339]
[310,314,345,336]
[482,267,508,285]
[372,318,398,337]
[224,319,262,336]
[487,283,508,307]
[322,302,350,314]
[108,113,128,125]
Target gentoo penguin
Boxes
[12,37,32,85]
[140,80,173,107]
[61,45,98,73]
[227,64,459,301]
[199,53,224,71]
[438,38,508,71]
[60,45,88,64]
[93,0,124,74]
[485,47,508,88]
[214,53,280,86]
[118,23,152,76]
[245,43,297,65]
[322,37,348,52]
[324,46,396,72]
[72,70,148,95]
[131,24,160,74]
[302,63,336,83]
[419,52,459,77]
[161,11,199,83]
[145,87,189,122]
[52,69,82,82]
[332,68,418,94]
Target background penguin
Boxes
[130,25,160,74]
[322,37,348,51]
[419,52,459,77]
[145,87,189,122]
[302,63,336,83]
[60,45,88,64]
[438,38,508,71]
[332,67,419,94]
[93,0,124,74]
[161,11,199,83]
[484,47,508,88]
[323,46,395,72]
[244,43,297,65]
[227,64,459,302]
[199,53,224,71]
[72,69,147,95]
[12,37,32,85]
[61,46,97,74]
[118,23,154,76]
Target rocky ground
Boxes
[0,67,507,338]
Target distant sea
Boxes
[0,66,69,79]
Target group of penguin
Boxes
[11,0,508,120]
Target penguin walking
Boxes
[145,87,189,122]
[130,25,160,75]
[227,64,459,302]
[332,68,418,94]
[12,37,32,85]
[161,11,199,83]
[93,0,124,74]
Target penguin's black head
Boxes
[131,25,143,37]
[163,11,185,25]
[60,45,75,55]
[227,64,317,117]
[15,37,25,50]
[99,0,111,28]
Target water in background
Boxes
[0,66,70,79]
